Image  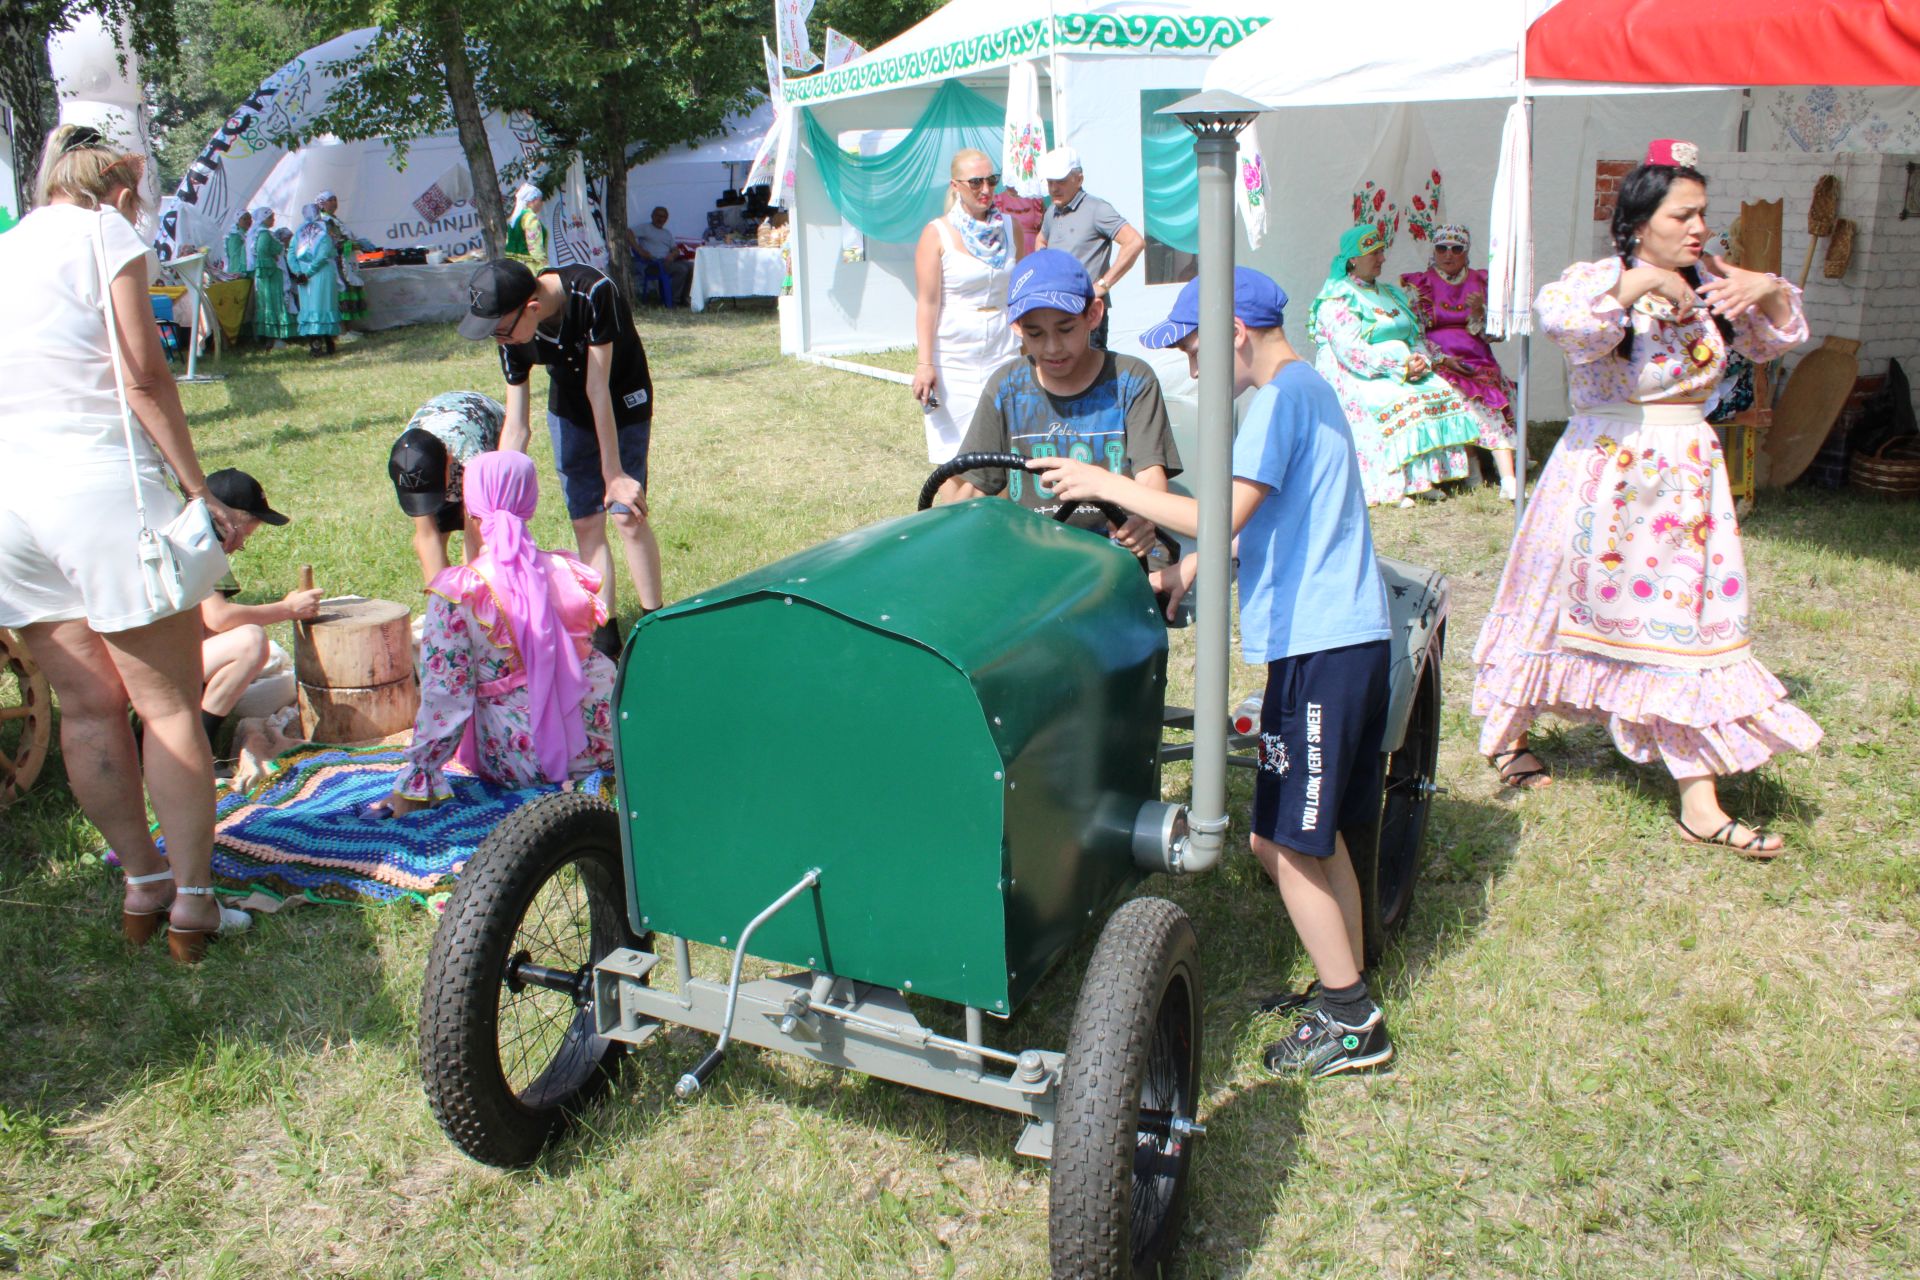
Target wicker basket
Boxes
[1849,435,1920,498]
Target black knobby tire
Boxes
[1364,651,1441,964]
[420,791,641,1168]
[1050,897,1203,1279]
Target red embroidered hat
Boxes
[1645,138,1700,169]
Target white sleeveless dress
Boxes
[924,220,1021,463]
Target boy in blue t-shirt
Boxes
[1029,267,1395,1079]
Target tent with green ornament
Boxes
[775,0,1276,376]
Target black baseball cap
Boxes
[458,259,539,340]
[388,429,453,516]
[206,468,289,525]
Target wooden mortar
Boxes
[294,571,419,743]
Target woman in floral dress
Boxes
[1401,223,1519,498]
[384,452,616,814]
[1471,140,1820,856]
[1309,223,1483,507]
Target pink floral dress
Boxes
[1471,257,1822,777]
[1309,276,1483,505]
[396,556,618,801]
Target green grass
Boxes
[2,313,1917,1277]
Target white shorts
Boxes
[0,461,210,633]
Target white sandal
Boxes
[122,869,175,945]
[166,885,252,964]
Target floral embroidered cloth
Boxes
[1308,275,1483,505]
[1400,265,1516,450]
[397,557,617,801]
[1540,258,1803,669]
[1471,257,1822,777]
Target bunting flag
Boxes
[1002,60,1047,199]
[822,28,866,69]
[777,0,823,71]
[1485,102,1533,339]
[1235,131,1267,251]
[746,39,798,206]
[549,152,609,271]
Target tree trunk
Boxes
[430,3,508,258]
[602,129,633,302]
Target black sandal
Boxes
[1676,817,1784,860]
[1489,747,1552,790]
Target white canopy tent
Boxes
[780,0,1272,372]
[1201,0,1747,424]
[159,28,766,274]
[626,101,774,241]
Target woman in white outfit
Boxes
[0,125,250,962]
[911,149,1024,462]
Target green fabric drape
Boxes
[1140,88,1199,255]
[801,79,1005,244]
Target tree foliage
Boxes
[0,0,178,195]
[146,0,330,188]
[487,0,764,298]
[809,0,942,52]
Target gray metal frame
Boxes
[593,947,1065,1159]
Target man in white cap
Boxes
[1033,146,1144,350]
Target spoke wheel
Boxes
[420,791,644,1167]
[0,628,52,808]
[1365,652,1440,964]
[1051,897,1202,1279]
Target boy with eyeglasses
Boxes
[459,258,661,658]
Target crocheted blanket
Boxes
[161,745,611,908]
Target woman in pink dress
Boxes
[1400,224,1519,498]
[1471,140,1820,857]
[383,451,616,815]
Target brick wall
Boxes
[1593,160,1635,223]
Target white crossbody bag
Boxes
[94,214,229,615]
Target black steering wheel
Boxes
[917,452,1181,570]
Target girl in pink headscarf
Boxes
[385,451,617,814]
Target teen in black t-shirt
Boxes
[461,259,662,655]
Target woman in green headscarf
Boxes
[1308,223,1482,507]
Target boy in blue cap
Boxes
[1030,267,1395,1078]
[937,248,1179,553]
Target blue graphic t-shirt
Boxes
[957,352,1181,528]
[1233,361,1390,663]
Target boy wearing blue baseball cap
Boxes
[1030,267,1395,1079]
[937,249,1180,553]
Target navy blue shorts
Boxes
[547,413,651,521]
[1251,639,1391,859]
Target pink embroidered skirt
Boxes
[1471,413,1822,778]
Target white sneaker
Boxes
[1500,477,1517,501]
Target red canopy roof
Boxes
[1528,0,1920,86]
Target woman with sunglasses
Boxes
[911,150,1024,463]
[0,125,250,962]
[1400,224,1519,498]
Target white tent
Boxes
[781,0,1272,375]
[1200,0,1746,421]
[626,100,774,241]
[157,28,548,264]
